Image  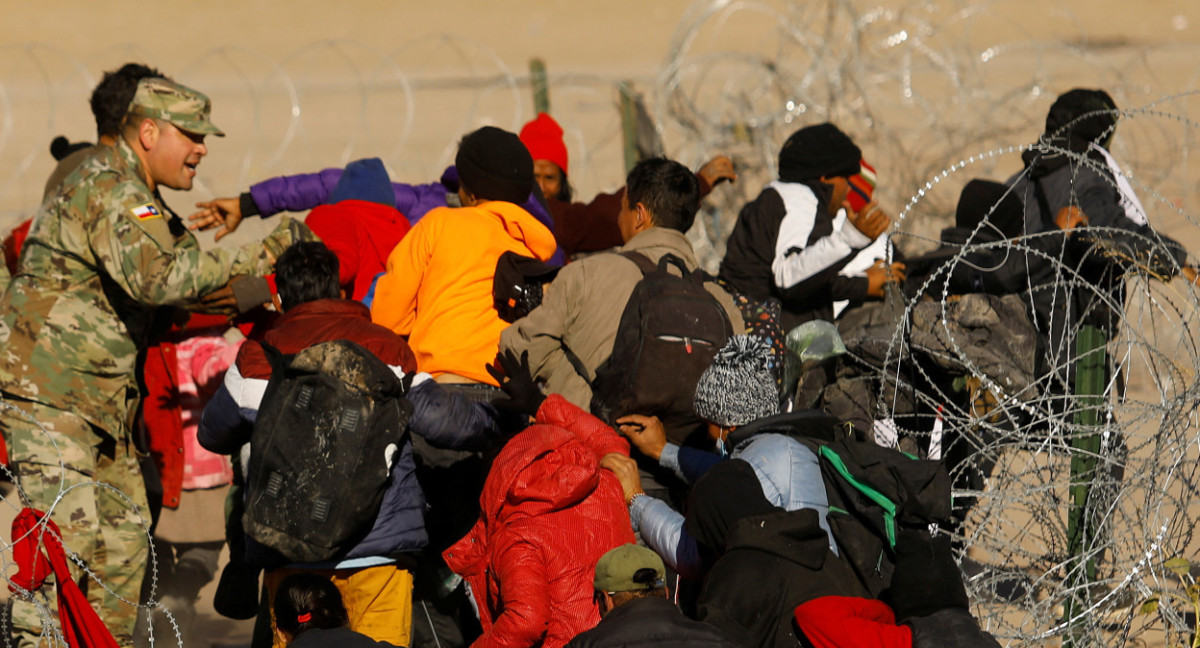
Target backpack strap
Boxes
[818,445,899,549]
[259,341,291,376]
[618,250,659,276]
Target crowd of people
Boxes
[0,60,1188,648]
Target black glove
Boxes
[486,350,546,417]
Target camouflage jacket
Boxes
[0,139,312,436]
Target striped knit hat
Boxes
[694,335,780,427]
[846,159,876,213]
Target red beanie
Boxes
[519,113,569,176]
[846,160,876,213]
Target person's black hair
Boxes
[555,170,573,202]
[273,572,350,638]
[90,63,167,139]
[1044,88,1118,147]
[275,242,341,310]
[625,157,700,234]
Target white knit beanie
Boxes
[693,335,779,427]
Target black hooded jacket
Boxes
[695,508,869,648]
[566,596,740,648]
[686,461,867,648]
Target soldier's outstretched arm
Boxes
[88,177,314,307]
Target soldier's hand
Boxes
[698,155,737,188]
[616,414,667,460]
[190,197,244,242]
[600,453,645,505]
[846,200,890,241]
[865,260,906,298]
[195,282,239,316]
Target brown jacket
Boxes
[500,227,743,408]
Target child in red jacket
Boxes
[444,352,636,648]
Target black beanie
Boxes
[954,179,1025,238]
[455,126,534,205]
[883,530,970,621]
[1044,88,1118,147]
[49,136,93,162]
[778,123,862,183]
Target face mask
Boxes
[716,436,728,457]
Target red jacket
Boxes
[304,199,411,302]
[142,313,262,508]
[793,596,911,648]
[237,299,417,378]
[444,395,634,648]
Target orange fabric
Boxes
[371,201,556,384]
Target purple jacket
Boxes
[247,165,566,266]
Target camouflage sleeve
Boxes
[85,176,312,307]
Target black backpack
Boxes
[814,436,952,596]
[492,250,560,323]
[590,252,734,445]
[244,340,413,564]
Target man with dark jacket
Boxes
[199,242,500,647]
[793,530,1000,648]
[719,123,893,330]
[565,544,738,648]
[1005,88,1188,390]
[689,461,870,648]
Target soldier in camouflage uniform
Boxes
[0,77,315,647]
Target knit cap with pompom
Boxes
[693,334,780,428]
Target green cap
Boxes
[128,77,224,137]
[593,544,665,593]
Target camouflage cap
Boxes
[128,77,224,137]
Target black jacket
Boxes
[696,508,869,648]
[720,183,870,331]
[1008,139,1187,389]
[566,596,740,648]
[290,627,399,648]
[909,609,1001,648]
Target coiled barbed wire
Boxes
[1,1,1199,646]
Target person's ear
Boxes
[458,186,476,208]
[635,202,652,230]
[138,119,159,151]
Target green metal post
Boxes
[618,80,638,174]
[530,58,550,115]
[1062,324,1107,646]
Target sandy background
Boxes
[2,1,1200,646]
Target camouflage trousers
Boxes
[0,396,150,648]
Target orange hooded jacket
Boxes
[371,200,557,384]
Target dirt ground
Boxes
[2,1,1200,646]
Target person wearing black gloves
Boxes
[486,350,547,418]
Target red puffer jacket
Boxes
[444,395,635,648]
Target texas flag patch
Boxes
[131,203,161,221]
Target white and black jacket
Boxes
[719,180,873,330]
